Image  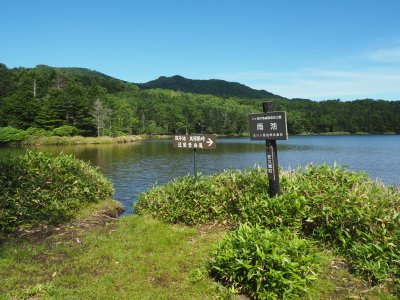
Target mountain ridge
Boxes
[137,75,284,99]
[1,64,283,99]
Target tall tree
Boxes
[91,98,110,136]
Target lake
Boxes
[1,135,399,214]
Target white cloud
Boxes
[367,47,400,63]
[259,68,400,100]
[213,44,400,100]
[216,66,400,100]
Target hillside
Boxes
[41,65,135,94]
[138,75,283,99]
[1,63,400,138]
[0,64,136,98]
[1,64,282,99]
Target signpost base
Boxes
[266,139,280,197]
[264,102,281,197]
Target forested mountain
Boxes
[138,75,282,99]
[1,63,400,139]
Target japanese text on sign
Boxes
[174,135,206,142]
[172,134,216,149]
[248,111,288,140]
[252,115,283,121]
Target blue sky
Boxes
[2,0,400,100]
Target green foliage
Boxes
[1,63,400,138]
[134,168,268,225]
[0,126,27,143]
[138,75,281,99]
[25,127,53,137]
[209,223,319,299]
[282,165,400,285]
[0,215,225,299]
[0,151,114,234]
[136,165,400,295]
[52,125,80,136]
[0,126,55,144]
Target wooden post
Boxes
[263,102,280,197]
[193,148,197,178]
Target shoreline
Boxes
[1,131,399,147]
[21,135,146,146]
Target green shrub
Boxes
[282,165,400,284]
[112,130,128,137]
[25,127,53,137]
[0,126,27,143]
[0,151,114,234]
[136,164,400,289]
[52,125,80,136]
[209,223,319,299]
[134,167,268,225]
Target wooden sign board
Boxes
[249,111,288,140]
[172,134,216,149]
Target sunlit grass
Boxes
[22,135,145,145]
[1,211,396,299]
[0,215,225,299]
[136,165,400,298]
[307,250,397,300]
[2,163,399,299]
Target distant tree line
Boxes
[274,98,400,134]
[1,64,399,137]
[138,75,282,99]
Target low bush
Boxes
[0,126,27,143]
[134,167,268,225]
[0,151,114,234]
[25,127,53,137]
[52,125,80,136]
[0,126,54,144]
[136,164,400,293]
[209,223,319,299]
[282,165,400,285]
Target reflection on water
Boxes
[1,135,399,214]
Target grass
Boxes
[135,165,400,298]
[22,135,145,145]
[0,211,226,300]
[2,163,399,299]
[1,216,395,300]
[307,250,397,300]
[0,204,396,299]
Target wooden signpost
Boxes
[172,134,217,177]
[249,102,288,197]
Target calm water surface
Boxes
[1,135,399,214]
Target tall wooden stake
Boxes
[193,148,197,179]
[263,102,280,197]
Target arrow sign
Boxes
[172,134,217,149]
[206,138,214,147]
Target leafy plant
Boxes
[282,164,400,285]
[25,127,53,137]
[134,167,268,225]
[209,223,319,299]
[136,164,400,292]
[52,125,80,136]
[0,151,114,234]
[0,126,27,143]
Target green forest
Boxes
[1,63,400,139]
